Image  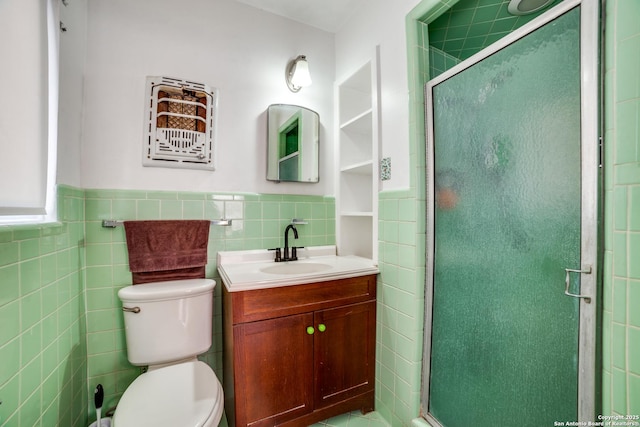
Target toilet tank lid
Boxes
[118,278,216,302]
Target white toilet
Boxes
[113,278,224,427]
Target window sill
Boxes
[0,221,65,241]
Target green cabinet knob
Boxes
[306,326,315,335]
[318,324,326,332]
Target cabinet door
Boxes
[313,301,376,409]
[234,313,314,427]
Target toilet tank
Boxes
[118,278,216,366]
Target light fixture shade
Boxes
[292,58,312,87]
[286,55,312,92]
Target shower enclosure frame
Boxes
[421,0,601,424]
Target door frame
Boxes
[421,0,600,423]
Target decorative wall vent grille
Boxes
[143,76,218,170]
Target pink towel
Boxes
[124,220,210,284]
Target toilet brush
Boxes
[94,384,104,427]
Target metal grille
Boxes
[143,76,218,170]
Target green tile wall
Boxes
[376,190,424,426]
[82,188,335,417]
[0,185,87,427]
[428,47,461,79]
[426,0,562,61]
[602,0,640,417]
[0,186,334,426]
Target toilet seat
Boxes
[113,361,223,427]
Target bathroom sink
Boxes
[217,245,379,291]
[260,262,332,275]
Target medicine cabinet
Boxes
[266,104,320,183]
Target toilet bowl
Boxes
[113,360,223,427]
[113,279,223,427]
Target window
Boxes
[0,0,58,224]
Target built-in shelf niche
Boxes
[335,47,380,262]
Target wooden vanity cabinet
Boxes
[223,274,377,427]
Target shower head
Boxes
[507,0,554,15]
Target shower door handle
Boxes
[564,265,592,303]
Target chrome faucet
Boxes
[283,224,298,261]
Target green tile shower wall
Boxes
[0,185,87,427]
[83,188,336,416]
[426,0,562,61]
[428,47,461,79]
[602,0,640,417]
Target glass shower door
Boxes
[424,5,594,426]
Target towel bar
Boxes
[101,219,232,228]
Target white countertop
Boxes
[217,245,379,292]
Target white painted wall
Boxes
[71,0,334,196]
[335,0,422,191]
[60,0,423,195]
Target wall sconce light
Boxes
[286,55,312,92]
